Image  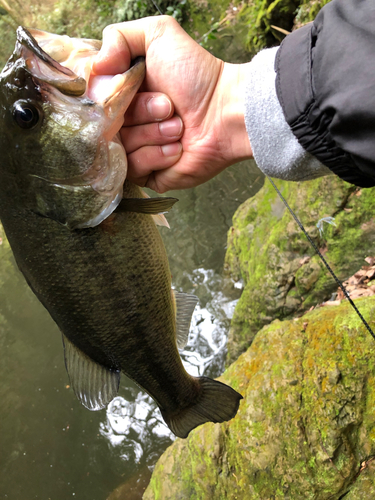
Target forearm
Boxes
[217,48,331,182]
[243,0,375,189]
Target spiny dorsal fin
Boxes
[173,291,199,350]
[62,334,120,411]
[117,197,178,215]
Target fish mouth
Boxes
[18,26,146,115]
[16,27,146,228]
[17,26,87,96]
[18,26,146,105]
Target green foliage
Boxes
[117,0,156,22]
[294,0,331,27]
[40,0,159,39]
[237,0,301,52]
[237,0,330,53]
[165,0,189,23]
[198,20,224,49]
[0,0,191,51]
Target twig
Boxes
[270,25,290,36]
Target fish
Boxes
[0,27,242,438]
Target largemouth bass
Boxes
[0,27,242,438]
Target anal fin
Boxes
[173,291,199,349]
[62,334,120,411]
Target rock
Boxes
[144,296,375,499]
[225,176,375,364]
[344,460,375,499]
[294,0,332,29]
[240,0,303,53]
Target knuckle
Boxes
[102,24,115,36]
[152,15,177,39]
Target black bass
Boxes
[0,27,242,438]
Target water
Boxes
[0,161,263,499]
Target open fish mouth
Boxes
[18,26,145,112]
[15,27,145,228]
[16,26,88,96]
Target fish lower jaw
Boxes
[77,139,127,229]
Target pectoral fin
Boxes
[173,291,199,349]
[62,334,120,411]
[116,197,178,215]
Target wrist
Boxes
[215,61,253,164]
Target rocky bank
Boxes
[225,176,375,364]
[144,176,375,499]
[144,298,375,499]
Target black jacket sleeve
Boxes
[275,0,375,187]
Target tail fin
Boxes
[161,377,243,438]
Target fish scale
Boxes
[4,182,177,383]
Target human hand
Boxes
[93,16,253,193]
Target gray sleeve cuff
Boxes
[244,47,331,181]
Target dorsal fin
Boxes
[62,334,120,410]
[173,291,199,349]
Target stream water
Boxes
[0,4,264,499]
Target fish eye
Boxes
[13,101,40,129]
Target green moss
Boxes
[233,0,331,61]
[144,298,375,499]
[294,0,332,27]
[236,0,299,52]
[225,177,375,364]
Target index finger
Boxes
[92,18,155,75]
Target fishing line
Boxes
[141,0,375,341]
[149,0,163,15]
[267,175,375,342]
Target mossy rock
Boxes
[238,0,300,51]
[225,176,375,364]
[144,296,375,499]
[236,0,330,53]
[294,0,332,28]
